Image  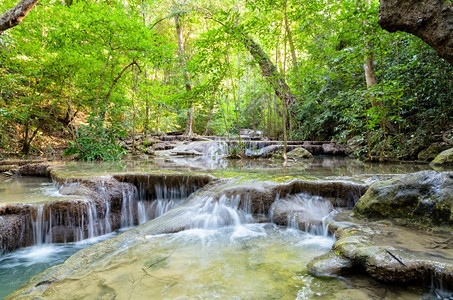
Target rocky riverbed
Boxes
[1,160,452,298]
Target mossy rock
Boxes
[353,171,453,227]
[307,223,453,289]
[431,148,453,165]
[286,147,313,160]
[418,142,451,161]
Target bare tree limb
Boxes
[104,60,140,106]
[0,0,39,35]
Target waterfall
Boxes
[270,193,334,236]
[32,205,46,246]
[189,194,253,230]
[120,186,136,228]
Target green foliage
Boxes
[1,0,452,160]
[63,118,126,161]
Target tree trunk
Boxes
[0,0,39,35]
[379,0,453,66]
[364,55,377,87]
[364,54,379,107]
[236,50,241,141]
[202,12,298,116]
[144,70,151,136]
[243,35,297,110]
[21,122,41,155]
[282,22,288,160]
[273,95,277,139]
[267,94,272,139]
[203,107,214,136]
[284,0,297,67]
[174,12,194,137]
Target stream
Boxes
[0,155,450,299]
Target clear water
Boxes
[0,232,116,299]
[50,155,440,182]
[0,177,77,204]
[35,224,341,299]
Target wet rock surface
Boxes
[120,134,347,158]
[308,218,453,290]
[353,171,453,228]
[14,163,51,177]
[0,174,136,252]
[308,170,453,293]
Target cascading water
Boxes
[189,194,253,229]
[3,163,450,299]
[270,193,335,236]
[28,178,199,248]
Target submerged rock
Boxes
[286,147,313,160]
[307,250,353,276]
[432,148,453,165]
[353,171,453,228]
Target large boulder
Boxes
[432,148,453,165]
[286,147,313,160]
[379,0,453,66]
[353,171,453,228]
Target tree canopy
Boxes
[0,0,451,160]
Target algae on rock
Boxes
[432,148,453,166]
[353,171,453,228]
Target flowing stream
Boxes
[0,157,449,299]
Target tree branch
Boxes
[0,0,39,35]
[104,60,140,106]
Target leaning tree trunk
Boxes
[0,0,39,35]
[379,0,453,66]
[201,11,298,126]
[241,34,298,113]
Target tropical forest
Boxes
[0,0,453,299]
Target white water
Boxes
[270,193,335,236]
[31,181,194,246]
[2,172,450,299]
[189,194,254,229]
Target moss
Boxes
[432,148,453,165]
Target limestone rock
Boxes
[432,148,453,165]
[418,142,451,161]
[14,163,51,177]
[307,223,453,289]
[153,142,176,151]
[144,147,155,155]
[353,171,453,227]
[142,138,158,147]
[286,147,313,160]
[307,251,353,276]
[322,143,346,155]
[379,0,453,66]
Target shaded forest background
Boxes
[0,0,452,161]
